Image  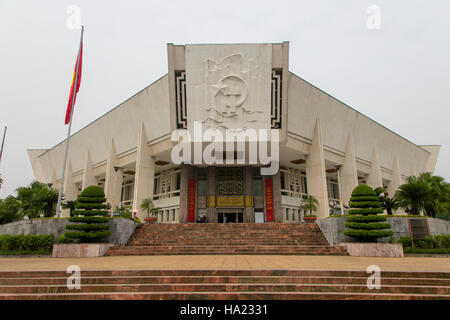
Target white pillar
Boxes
[340,135,358,206]
[305,120,329,220]
[51,168,60,191]
[104,139,123,210]
[132,122,155,220]
[63,161,78,201]
[388,155,402,197]
[82,150,97,190]
[366,146,383,190]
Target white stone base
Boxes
[340,242,404,257]
[52,244,114,258]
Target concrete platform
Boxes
[0,255,448,272]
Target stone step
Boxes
[1,275,449,286]
[1,283,449,295]
[1,292,449,300]
[1,270,448,278]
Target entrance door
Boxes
[217,208,244,223]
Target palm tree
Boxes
[395,176,431,215]
[299,195,319,216]
[416,172,449,218]
[374,187,399,215]
[16,181,59,218]
[140,198,161,219]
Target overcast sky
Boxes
[0,0,449,198]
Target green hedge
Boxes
[403,248,450,254]
[345,185,391,242]
[348,201,381,208]
[63,186,111,243]
[349,196,379,202]
[66,224,110,231]
[72,209,109,216]
[350,185,376,197]
[344,229,393,241]
[74,202,107,209]
[348,208,384,215]
[69,216,110,223]
[0,234,54,253]
[76,196,107,203]
[398,235,450,249]
[345,222,391,230]
[347,215,387,222]
[63,231,111,242]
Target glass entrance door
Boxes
[217,208,244,223]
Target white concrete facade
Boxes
[27,42,440,221]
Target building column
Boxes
[340,135,358,206]
[179,164,194,223]
[244,166,254,223]
[272,171,283,222]
[104,139,123,211]
[132,123,155,220]
[51,168,60,191]
[366,146,383,190]
[82,150,97,190]
[388,155,402,197]
[63,161,78,201]
[305,120,329,220]
[207,167,216,223]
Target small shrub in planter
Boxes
[62,186,111,243]
[344,185,393,242]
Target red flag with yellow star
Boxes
[65,35,83,125]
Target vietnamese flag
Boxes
[65,29,83,125]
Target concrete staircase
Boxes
[105,223,348,256]
[0,269,449,300]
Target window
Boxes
[153,168,181,200]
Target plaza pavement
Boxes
[0,255,449,272]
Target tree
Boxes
[61,186,111,243]
[396,176,431,215]
[0,196,21,224]
[299,195,319,216]
[16,181,59,218]
[140,198,161,219]
[374,187,399,215]
[344,185,392,242]
[416,172,450,217]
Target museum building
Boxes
[27,42,440,222]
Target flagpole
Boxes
[56,25,84,218]
[0,126,7,165]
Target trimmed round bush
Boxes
[62,186,111,243]
[344,185,392,242]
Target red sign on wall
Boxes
[264,177,274,222]
[187,179,196,222]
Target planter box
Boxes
[340,242,404,257]
[144,217,157,224]
[303,217,317,223]
[52,244,114,258]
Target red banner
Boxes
[187,179,196,222]
[264,177,274,222]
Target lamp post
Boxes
[335,165,344,215]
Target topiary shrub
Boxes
[62,186,111,243]
[344,185,393,242]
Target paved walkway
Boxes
[0,255,449,272]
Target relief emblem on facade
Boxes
[203,53,263,130]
